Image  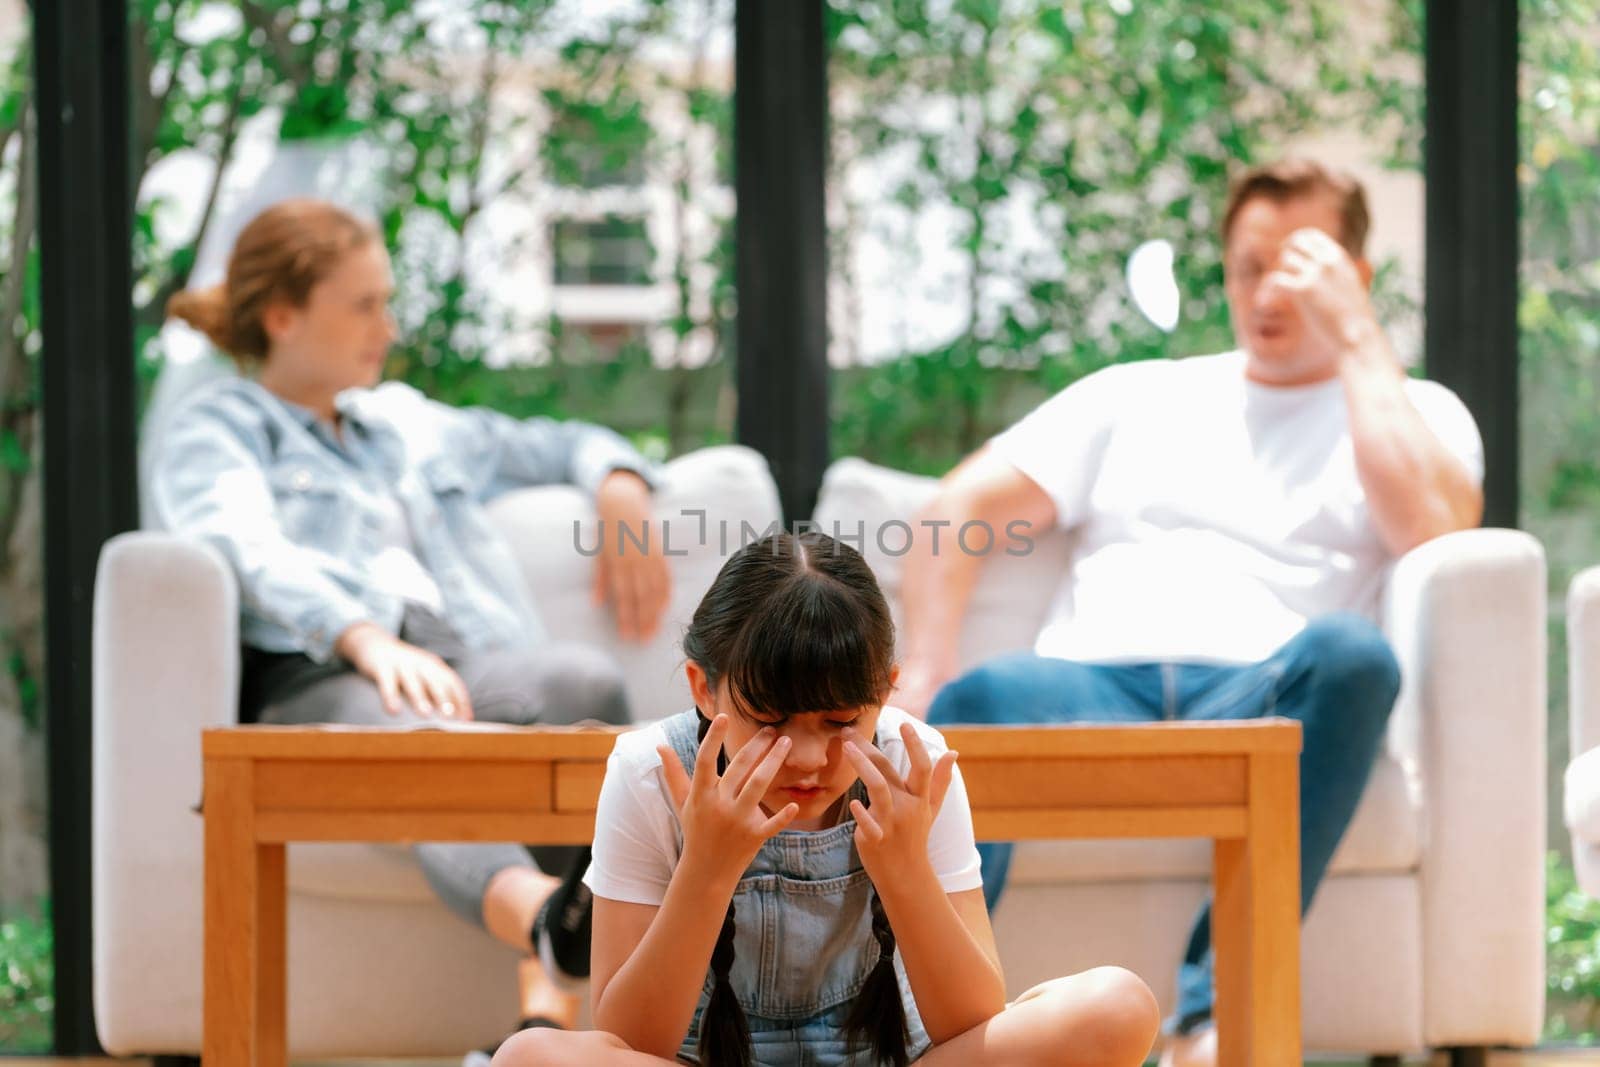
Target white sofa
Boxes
[95,447,1548,1060]
[1565,566,1600,895]
[93,444,782,1058]
[814,458,1548,1061]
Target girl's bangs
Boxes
[722,576,892,718]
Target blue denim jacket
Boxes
[149,377,656,662]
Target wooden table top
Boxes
[201,717,1302,760]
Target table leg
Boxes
[259,839,287,1065]
[1212,752,1301,1066]
[1212,835,1251,1067]
[1250,751,1300,1064]
[204,758,288,1066]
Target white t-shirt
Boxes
[365,490,446,613]
[989,351,1484,665]
[584,706,985,905]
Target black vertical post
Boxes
[734,0,829,523]
[1425,0,1519,528]
[32,0,137,1053]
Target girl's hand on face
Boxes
[842,721,958,879]
[657,714,800,881]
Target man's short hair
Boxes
[1222,158,1371,258]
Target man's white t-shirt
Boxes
[584,706,984,905]
[988,350,1484,665]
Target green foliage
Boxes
[826,0,1421,472]
[4,643,38,731]
[112,0,736,455]
[108,0,1442,479]
[541,89,653,188]
[1547,853,1600,1041]
[1518,10,1600,966]
[0,429,26,475]
[1520,0,1600,565]
[0,899,52,1054]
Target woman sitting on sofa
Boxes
[150,197,669,1053]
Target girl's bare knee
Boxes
[491,1027,613,1067]
[1069,966,1161,1065]
[491,1027,559,1066]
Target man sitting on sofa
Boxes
[893,158,1484,1067]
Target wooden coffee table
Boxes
[201,718,1300,1065]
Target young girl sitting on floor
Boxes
[497,532,1159,1066]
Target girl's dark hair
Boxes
[683,530,896,720]
[685,532,909,1067]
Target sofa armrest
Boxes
[812,457,1074,671]
[1568,566,1600,759]
[1380,528,1546,1045]
[1565,566,1600,880]
[93,531,239,1053]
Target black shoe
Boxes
[532,846,593,990]
[461,1016,564,1066]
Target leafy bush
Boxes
[1547,852,1600,1042]
[826,0,1420,475]
[0,898,52,1053]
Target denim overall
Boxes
[662,710,933,1066]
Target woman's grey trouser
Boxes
[257,607,631,931]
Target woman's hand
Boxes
[842,721,958,879]
[593,470,671,643]
[334,621,474,720]
[657,714,799,881]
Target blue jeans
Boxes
[926,613,1400,1036]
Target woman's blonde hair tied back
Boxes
[165,198,379,368]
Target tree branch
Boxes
[135,78,245,330]
[0,95,35,408]
[0,122,15,181]
[128,9,163,168]
[0,97,38,561]
[463,48,500,227]
[0,37,28,167]
[441,48,501,305]
[240,0,312,87]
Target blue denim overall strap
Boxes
[660,709,933,1066]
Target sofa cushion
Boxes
[1566,745,1600,844]
[487,444,781,723]
[1576,840,1600,899]
[812,458,1075,670]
